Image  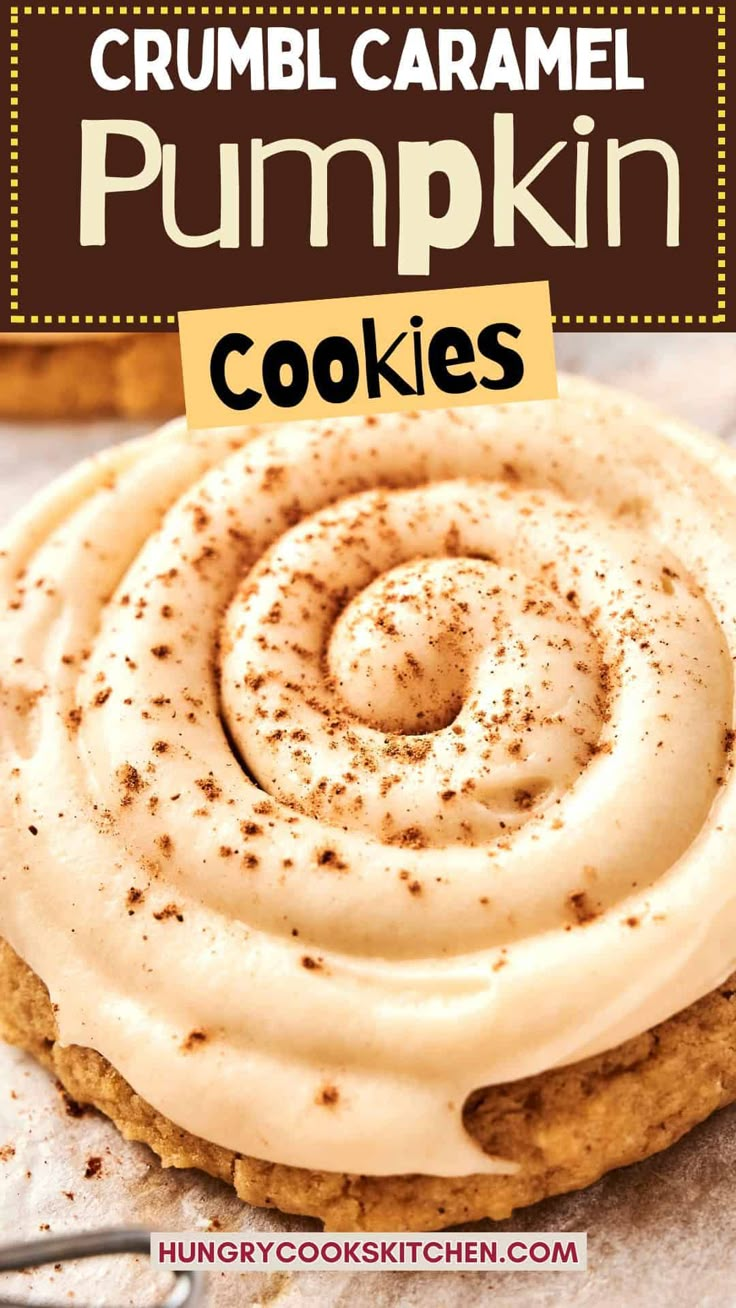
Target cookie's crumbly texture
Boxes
[2,937,736,1230]
[0,335,183,419]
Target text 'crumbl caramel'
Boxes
[1,376,735,1177]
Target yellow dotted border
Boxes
[717,3,726,316]
[8,2,728,327]
[9,9,18,315]
[8,5,729,19]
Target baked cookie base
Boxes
[1,935,735,1232]
[0,335,183,420]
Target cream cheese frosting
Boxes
[1,376,736,1178]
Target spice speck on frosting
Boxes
[315,1084,340,1107]
[196,776,222,802]
[568,890,598,925]
[181,1029,208,1052]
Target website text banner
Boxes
[3,7,730,332]
[151,1231,588,1272]
[179,281,557,427]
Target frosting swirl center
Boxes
[223,483,609,845]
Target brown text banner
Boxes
[5,6,730,331]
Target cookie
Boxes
[0,333,183,419]
[2,936,736,1231]
[1,380,735,1228]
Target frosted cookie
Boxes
[1,377,735,1229]
[0,333,183,419]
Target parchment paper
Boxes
[1,334,735,1308]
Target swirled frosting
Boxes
[1,377,736,1177]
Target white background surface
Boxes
[0,333,735,1307]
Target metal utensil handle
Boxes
[0,1227,206,1307]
